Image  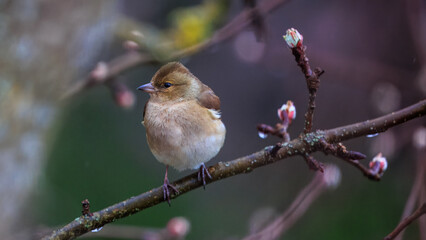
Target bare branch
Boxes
[418,154,426,239]
[395,156,425,240]
[243,165,341,240]
[42,99,426,240]
[62,0,290,99]
[324,100,426,142]
[288,38,323,133]
[62,52,153,99]
[384,203,426,240]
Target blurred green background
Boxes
[1,0,425,239]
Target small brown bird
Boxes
[138,62,226,204]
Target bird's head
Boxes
[138,62,201,102]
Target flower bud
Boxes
[413,127,426,149]
[123,40,140,51]
[283,28,303,48]
[109,81,135,109]
[115,89,135,109]
[277,100,296,123]
[369,152,388,174]
[323,164,341,189]
[90,62,108,82]
[166,217,190,238]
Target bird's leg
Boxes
[163,165,179,206]
[197,163,212,189]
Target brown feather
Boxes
[197,84,221,111]
[152,62,190,84]
[141,62,226,171]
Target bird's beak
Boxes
[137,83,155,93]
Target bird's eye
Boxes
[163,82,172,88]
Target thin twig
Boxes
[323,100,426,142]
[62,52,153,99]
[384,203,426,240]
[243,171,326,240]
[418,154,426,240]
[81,199,92,217]
[395,156,425,240]
[62,0,289,99]
[290,45,322,133]
[344,159,381,180]
[42,100,426,240]
[318,140,379,179]
[257,102,293,142]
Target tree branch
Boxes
[395,155,425,240]
[384,203,426,240]
[61,0,290,99]
[323,100,426,142]
[291,45,323,133]
[418,153,426,239]
[42,99,426,240]
[243,165,340,240]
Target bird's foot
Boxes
[197,163,212,189]
[163,178,179,206]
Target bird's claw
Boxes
[163,179,179,206]
[197,163,212,189]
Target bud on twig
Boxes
[81,199,93,217]
[283,28,303,48]
[90,62,109,82]
[123,40,140,51]
[369,152,388,175]
[166,217,190,238]
[115,89,135,109]
[278,100,296,123]
[108,80,135,109]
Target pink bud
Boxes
[369,152,388,174]
[166,217,190,238]
[323,164,341,189]
[283,28,303,48]
[90,62,109,82]
[277,100,296,123]
[115,89,135,109]
[123,40,139,51]
[413,127,426,149]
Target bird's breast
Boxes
[143,100,225,171]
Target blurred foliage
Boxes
[115,0,229,60]
[0,1,116,238]
[169,0,228,48]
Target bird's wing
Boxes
[197,84,221,111]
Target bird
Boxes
[138,62,226,205]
